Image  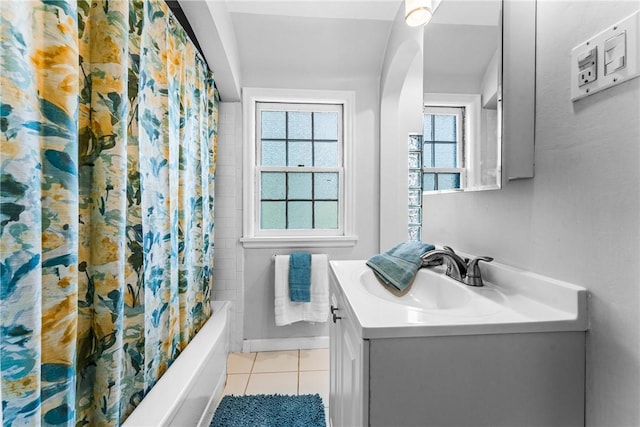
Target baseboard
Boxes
[242,336,329,353]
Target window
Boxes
[407,102,469,241]
[242,89,356,248]
[258,103,342,231]
[408,134,423,241]
[422,106,465,191]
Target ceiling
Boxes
[226,1,402,86]
[181,0,501,95]
[225,0,402,21]
[424,0,500,93]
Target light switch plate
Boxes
[571,11,640,101]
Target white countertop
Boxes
[329,260,589,339]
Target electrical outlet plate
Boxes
[571,11,640,101]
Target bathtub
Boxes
[123,301,231,427]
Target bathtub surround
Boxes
[0,1,218,425]
[213,101,245,352]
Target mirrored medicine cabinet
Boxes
[417,0,536,194]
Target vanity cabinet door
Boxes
[329,292,343,426]
[329,280,367,427]
[339,310,364,427]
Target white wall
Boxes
[423,2,640,425]
[379,6,424,249]
[209,9,388,349]
[180,0,242,101]
[239,76,381,342]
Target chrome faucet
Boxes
[465,256,494,287]
[421,247,493,287]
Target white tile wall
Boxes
[213,102,244,352]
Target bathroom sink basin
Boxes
[360,269,472,310]
[359,268,505,316]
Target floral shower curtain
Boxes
[0,1,218,425]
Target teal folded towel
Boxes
[289,252,312,302]
[366,241,435,293]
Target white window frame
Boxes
[241,88,357,248]
[423,93,481,194]
[422,106,466,190]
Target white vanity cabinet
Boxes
[329,279,368,427]
[328,261,588,427]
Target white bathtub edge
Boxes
[196,370,227,427]
[123,301,231,427]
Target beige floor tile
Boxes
[223,374,249,396]
[245,372,299,395]
[227,352,256,374]
[252,350,299,373]
[299,370,329,406]
[300,348,329,371]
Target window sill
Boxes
[240,235,358,249]
[423,188,464,196]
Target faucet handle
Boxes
[443,246,469,264]
[464,256,494,287]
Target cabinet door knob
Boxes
[332,313,342,323]
[330,305,339,314]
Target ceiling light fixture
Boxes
[405,0,433,27]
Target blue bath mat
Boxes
[210,394,326,427]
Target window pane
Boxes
[288,201,313,229]
[288,140,312,167]
[408,225,421,241]
[409,134,422,151]
[434,143,457,168]
[314,141,338,167]
[315,173,338,199]
[409,170,421,188]
[288,172,312,199]
[434,115,456,142]
[262,111,286,139]
[423,115,434,141]
[314,112,338,140]
[289,111,312,139]
[438,173,461,190]
[423,142,433,167]
[408,189,422,206]
[261,172,285,199]
[408,207,421,225]
[423,173,436,191]
[408,152,421,169]
[261,140,286,166]
[261,201,286,229]
[315,201,338,229]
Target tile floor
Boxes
[224,349,330,414]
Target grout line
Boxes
[297,350,301,395]
[249,352,257,374]
[243,352,257,395]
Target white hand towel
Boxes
[274,254,329,326]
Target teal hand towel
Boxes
[366,241,435,293]
[289,252,312,302]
